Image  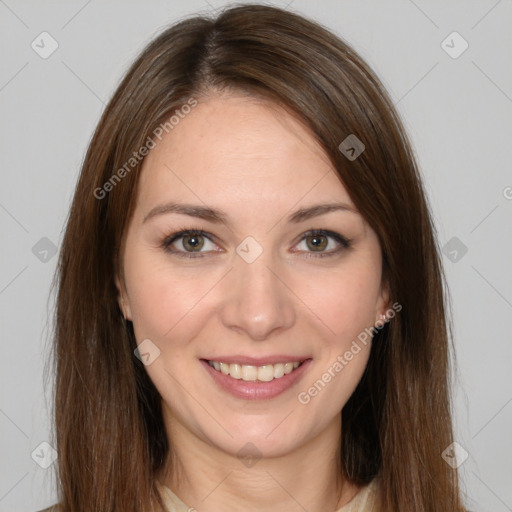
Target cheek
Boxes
[298,259,381,410]
[319,343,371,414]
[296,261,381,342]
[124,249,222,343]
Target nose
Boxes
[219,251,296,341]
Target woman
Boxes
[43,4,466,511]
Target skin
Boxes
[116,91,390,512]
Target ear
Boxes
[374,278,391,326]
[115,273,133,321]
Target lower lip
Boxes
[200,359,312,400]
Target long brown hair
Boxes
[48,4,465,511]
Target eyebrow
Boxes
[143,201,357,225]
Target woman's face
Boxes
[116,92,389,458]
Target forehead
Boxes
[135,93,354,215]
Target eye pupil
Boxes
[183,234,204,251]
[307,235,327,251]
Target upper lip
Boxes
[202,355,311,366]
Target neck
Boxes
[159,404,360,512]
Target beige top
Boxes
[155,478,378,511]
[37,479,378,511]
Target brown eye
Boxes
[162,229,220,258]
[181,233,204,252]
[294,229,352,258]
[305,234,328,252]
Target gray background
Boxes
[1,0,511,510]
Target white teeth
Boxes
[258,365,274,382]
[208,360,303,381]
[242,365,258,381]
[284,362,294,374]
[273,363,284,379]
[230,363,242,379]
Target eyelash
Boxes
[160,227,352,259]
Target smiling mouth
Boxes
[205,360,306,382]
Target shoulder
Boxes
[36,505,62,512]
[337,477,380,512]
